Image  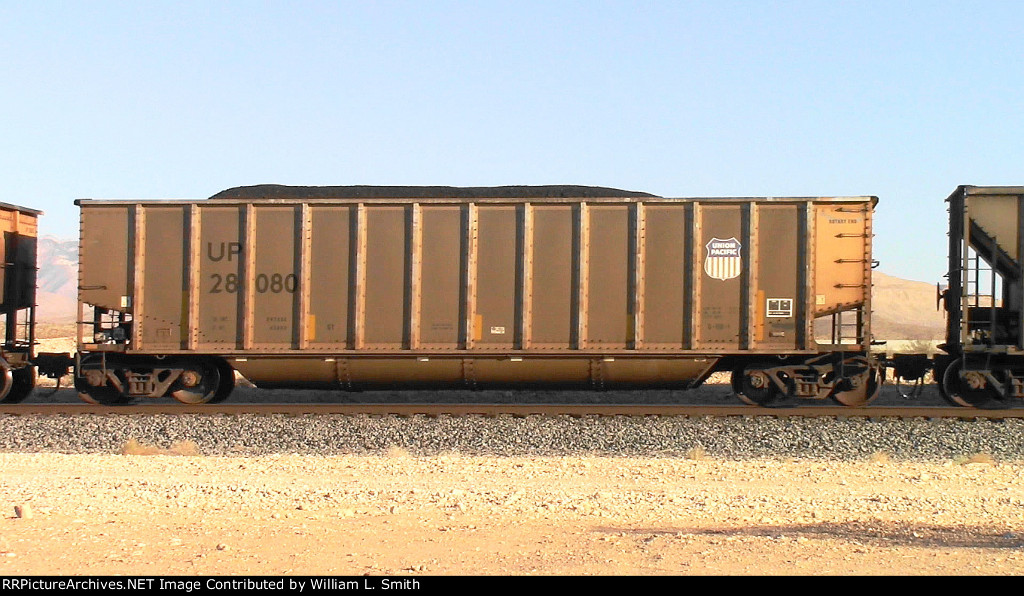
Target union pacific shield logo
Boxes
[704,237,742,280]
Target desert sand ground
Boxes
[2,442,1023,576]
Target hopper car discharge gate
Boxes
[61,186,882,406]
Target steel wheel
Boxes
[207,360,236,404]
[75,356,132,405]
[732,363,789,407]
[75,379,132,405]
[941,358,1009,409]
[170,361,221,404]
[831,357,882,407]
[0,367,36,404]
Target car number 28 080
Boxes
[209,273,299,294]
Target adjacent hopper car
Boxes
[0,202,40,403]
[14,183,1024,408]
[927,185,1024,409]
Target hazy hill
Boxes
[31,237,948,340]
[870,271,946,340]
[36,236,77,323]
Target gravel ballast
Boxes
[5,382,1021,461]
[0,413,1021,461]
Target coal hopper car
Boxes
[0,202,42,403]
[931,185,1024,408]
[68,185,880,406]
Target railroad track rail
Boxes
[2,403,1023,418]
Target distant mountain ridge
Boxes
[31,236,947,340]
[36,236,77,323]
[870,271,946,340]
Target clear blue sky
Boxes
[2,1,1021,283]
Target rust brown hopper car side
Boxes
[0,202,42,403]
[70,185,880,406]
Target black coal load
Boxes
[209,184,659,200]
